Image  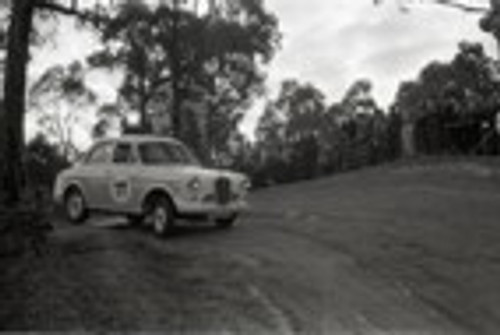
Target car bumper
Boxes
[175,199,249,217]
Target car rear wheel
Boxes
[149,196,175,237]
[64,188,88,224]
[215,214,238,229]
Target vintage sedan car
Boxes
[53,135,250,235]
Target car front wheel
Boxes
[149,196,175,237]
[64,188,88,224]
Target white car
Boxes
[53,135,250,235]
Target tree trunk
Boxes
[0,0,34,205]
[401,121,416,158]
[139,78,149,133]
[170,0,182,140]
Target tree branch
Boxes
[433,0,488,13]
[375,0,489,13]
[35,0,106,22]
[151,75,172,92]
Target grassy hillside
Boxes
[250,157,500,333]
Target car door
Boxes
[106,142,138,212]
[79,141,115,210]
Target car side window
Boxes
[86,142,114,165]
[113,143,135,164]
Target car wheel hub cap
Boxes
[68,196,82,218]
[153,207,167,233]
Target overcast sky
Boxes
[238,0,496,137]
[30,0,497,141]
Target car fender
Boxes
[60,178,88,203]
[139,180,181,212]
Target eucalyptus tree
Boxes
[0,0,111,204]
[0,0,279,204]
[29,61,97,159]
[255,80,327,180]
[89,0,280,161]
[254,101,288,184]
[393,42,500,154]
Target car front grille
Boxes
[215,177,231,205]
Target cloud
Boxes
[267,0,494,103]
[241,0,496,137]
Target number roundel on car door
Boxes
[110,177,131,203]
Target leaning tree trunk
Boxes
[0,0,34,205]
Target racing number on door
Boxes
[111,178,131,203]
[110,142,134,204]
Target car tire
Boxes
[215,215,237,229]
[64,188,89,224]
[149,196,175,237]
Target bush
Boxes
[0,190,53,257]
[24,134,70,191]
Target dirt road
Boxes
[2,159,500,334]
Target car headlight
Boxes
[187,177,201,191]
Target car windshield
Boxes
[138,141,199,166]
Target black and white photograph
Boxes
[1,0,500,333]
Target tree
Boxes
[92,103,122,139]
[254,80,327,181]
[29,61,97,159]
[341,79,378,117]
[0,0,279,204]
[393,42,500,154]
[25,133,69,190]
[254,101,288,185]
[251,77,401,186]
[0,0,109,205]
[89,0,280,161]
[335,79,386,168]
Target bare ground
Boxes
[1,158,500,334]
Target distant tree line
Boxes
[229,41,500,188]
[229,79,402,187]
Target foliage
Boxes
[393,42,500,155]
[88,0,280,164]
[92,103,122,139]
[0,135,58,257]
[249,79,401,187]
[0,0,113,205]
[29,61,97,160]
[24,133,70,190]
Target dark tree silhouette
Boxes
[0,0,108,205]
[89,0,279,162]
[393,42,500,155]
